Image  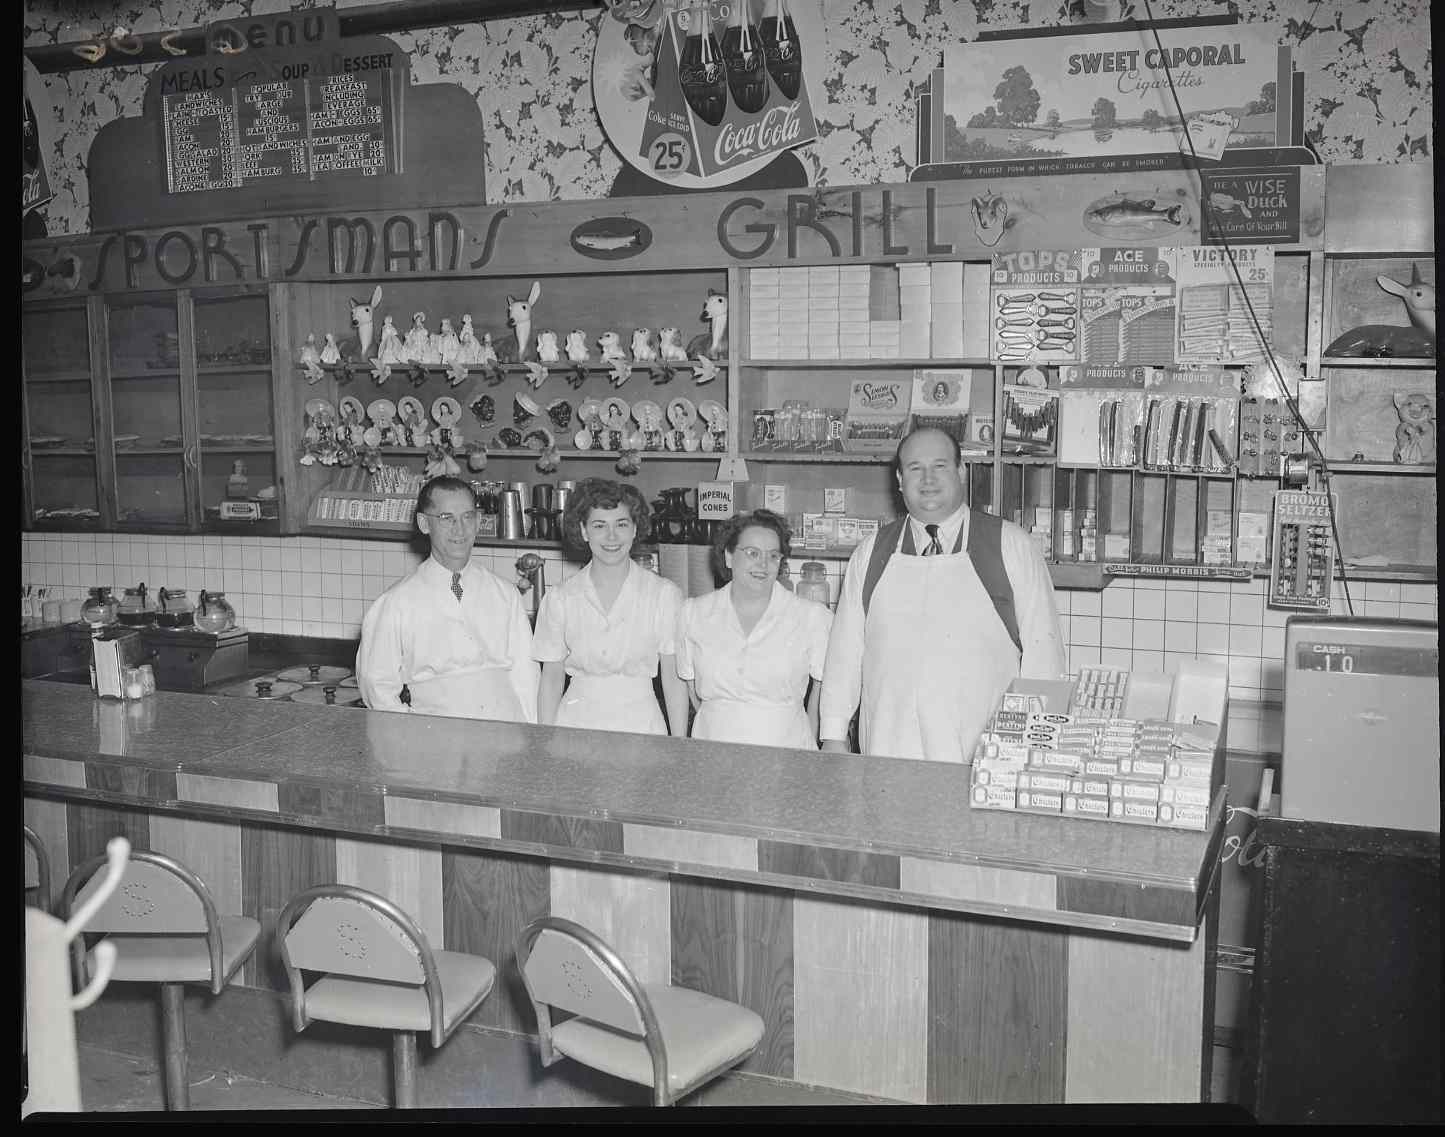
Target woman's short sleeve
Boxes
[806,597,833,681]
[653,577,683,656]
[674,598,696,680]
[531,588,569,662]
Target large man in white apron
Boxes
[357,476,539,721]
[820,428,1065,763]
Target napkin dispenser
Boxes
[90,629,146,698]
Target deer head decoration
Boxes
[349,285,384,358]
[1378,263,1435,339]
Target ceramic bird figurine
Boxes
[1325,264,1436,357]
[686,289,729,360]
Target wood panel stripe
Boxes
[900,857,1058,910]
[385,795,501,840]
[549,864,670,986]
[501,809,623,853]
[926,912,1067,1105]
[25,755,88,788]
[84,763,179,803]
[24,797,71,907]
[335,836,445,949]
[177,772,279,813]
[240,824,338,990]
[66,802,151,888]
[1055,875,1197,928]
[148,815,246,919]
[792,895,927,1103]
[758,841,900,889]
[1064,927,1209,1103]
[277,782,385,830]
[624,824,758,871]
[442,848,551,1035]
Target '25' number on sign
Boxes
[649,133,691,177]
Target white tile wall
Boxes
[21,533,1436,756]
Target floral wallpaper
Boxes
[23,0,1433,235]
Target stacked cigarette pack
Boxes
[969,667,1224,830]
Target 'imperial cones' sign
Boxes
[620,0,817,185]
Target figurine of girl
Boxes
[477,332,499,368]
[458,315,482,364]
[436,317,461,365]
[319,333,341,365]
[402,313,431,363]
[376,315,403,364]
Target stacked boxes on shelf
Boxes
[748,264,967,360]
[969,665,1225,830]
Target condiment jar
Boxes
[116,585,158,627]
[156,588,195,628]
[795,562,832,608]
[194,590,236,634]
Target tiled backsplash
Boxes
[22,532,1436,755]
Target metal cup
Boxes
[500,490,525,540]
[531,483,554,512]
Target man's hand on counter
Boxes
[820,739,851,755]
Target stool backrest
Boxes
[282,893,425,984]
[68,854,211,933]
[517,918,647,1035]
[23,826,50,911]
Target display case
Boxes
[22,298,103,529]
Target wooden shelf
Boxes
[302,360,719,378]
[198,363,271,374]
[1326,462,1436,476]
[115,447,184,456]
[25,370,92,384]
[111,368,180,380]
[741,357,992,368]
[369,446,717,461]
[1320,356,1435,369]
[29,447,95,458]
[1337,564,1437,584]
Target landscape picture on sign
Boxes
[941,23,1284,169]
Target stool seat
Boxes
[303,949,496,1035]
[93,916,261,986]
[551,983,764,1095]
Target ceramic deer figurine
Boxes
[1325,263,1436,357]
[495,280,542,363]
[686,289,729,360]
[348,285,384,359]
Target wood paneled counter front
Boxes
[23,680,1221,1105]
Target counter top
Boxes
[23,679,1224,942]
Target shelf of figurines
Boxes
[297,357,726,387]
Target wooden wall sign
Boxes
[24,167,1328,300]
[86,8,486,232]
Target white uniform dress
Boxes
[532,559,682,735]
[820,505,1065,764]
[357,557,539,722]
[676,582,832,750]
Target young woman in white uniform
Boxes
[533,479,688,736]
[676,510,832,749]
[357,477,539,721]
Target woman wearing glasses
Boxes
[675,510,833,749]
[357,476,539,721]
[533,478,688,736]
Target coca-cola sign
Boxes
[595,0,820,190]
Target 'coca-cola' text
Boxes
[713,102,802,168]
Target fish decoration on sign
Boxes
[1082,191,1190,240]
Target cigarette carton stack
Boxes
[930,262,966,357]
[807,265,840,359]
[897,262,931,358]
[837,264,871,357]
[969,668,1224,830]
[748,267,781,359]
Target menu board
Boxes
[162,67,397,194]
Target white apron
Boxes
[407,665,525,722]
[557,673,665,735]
[861,543,1020,764]
[693,698,815,750]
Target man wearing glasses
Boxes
[357,475,539,721]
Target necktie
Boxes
[451,572,464,602]
[923,523,943,556]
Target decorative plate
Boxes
[304,398,337,421]
[601,396,630,429]
[396,396,426,425]
[698,399,727,427]
[665,396,697,429]
[338,395,367,423]
[367,398,397,425]
[431,396,463,427]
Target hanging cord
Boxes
[1140,0,1354,615]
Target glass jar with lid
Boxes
[116,584,158,626]
[81,586,119,628]
[794,562,832,608]
[194,590,236,634]
[156,587,195,628]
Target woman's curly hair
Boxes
[710,509,792,585]
[561,478,651,555]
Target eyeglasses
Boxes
[425,510,480,529]
[736,546,783,566]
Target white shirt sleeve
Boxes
[654,577,682,657]
[531,588,568,662]
[818,538,872,742]
[1001,526,1068,680]
[356,589,408,712]
[674,598,696,681]
[505,584,540,722]
[806,597,833,682]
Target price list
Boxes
[163,90,240,191]
[308,71,392,178]
[236,79,309,182]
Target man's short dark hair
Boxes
[894,425,962,475]
[416,475,476,518]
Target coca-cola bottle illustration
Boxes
[678,0,728,127]
[759,0,802,101]
[722,0,770,115]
